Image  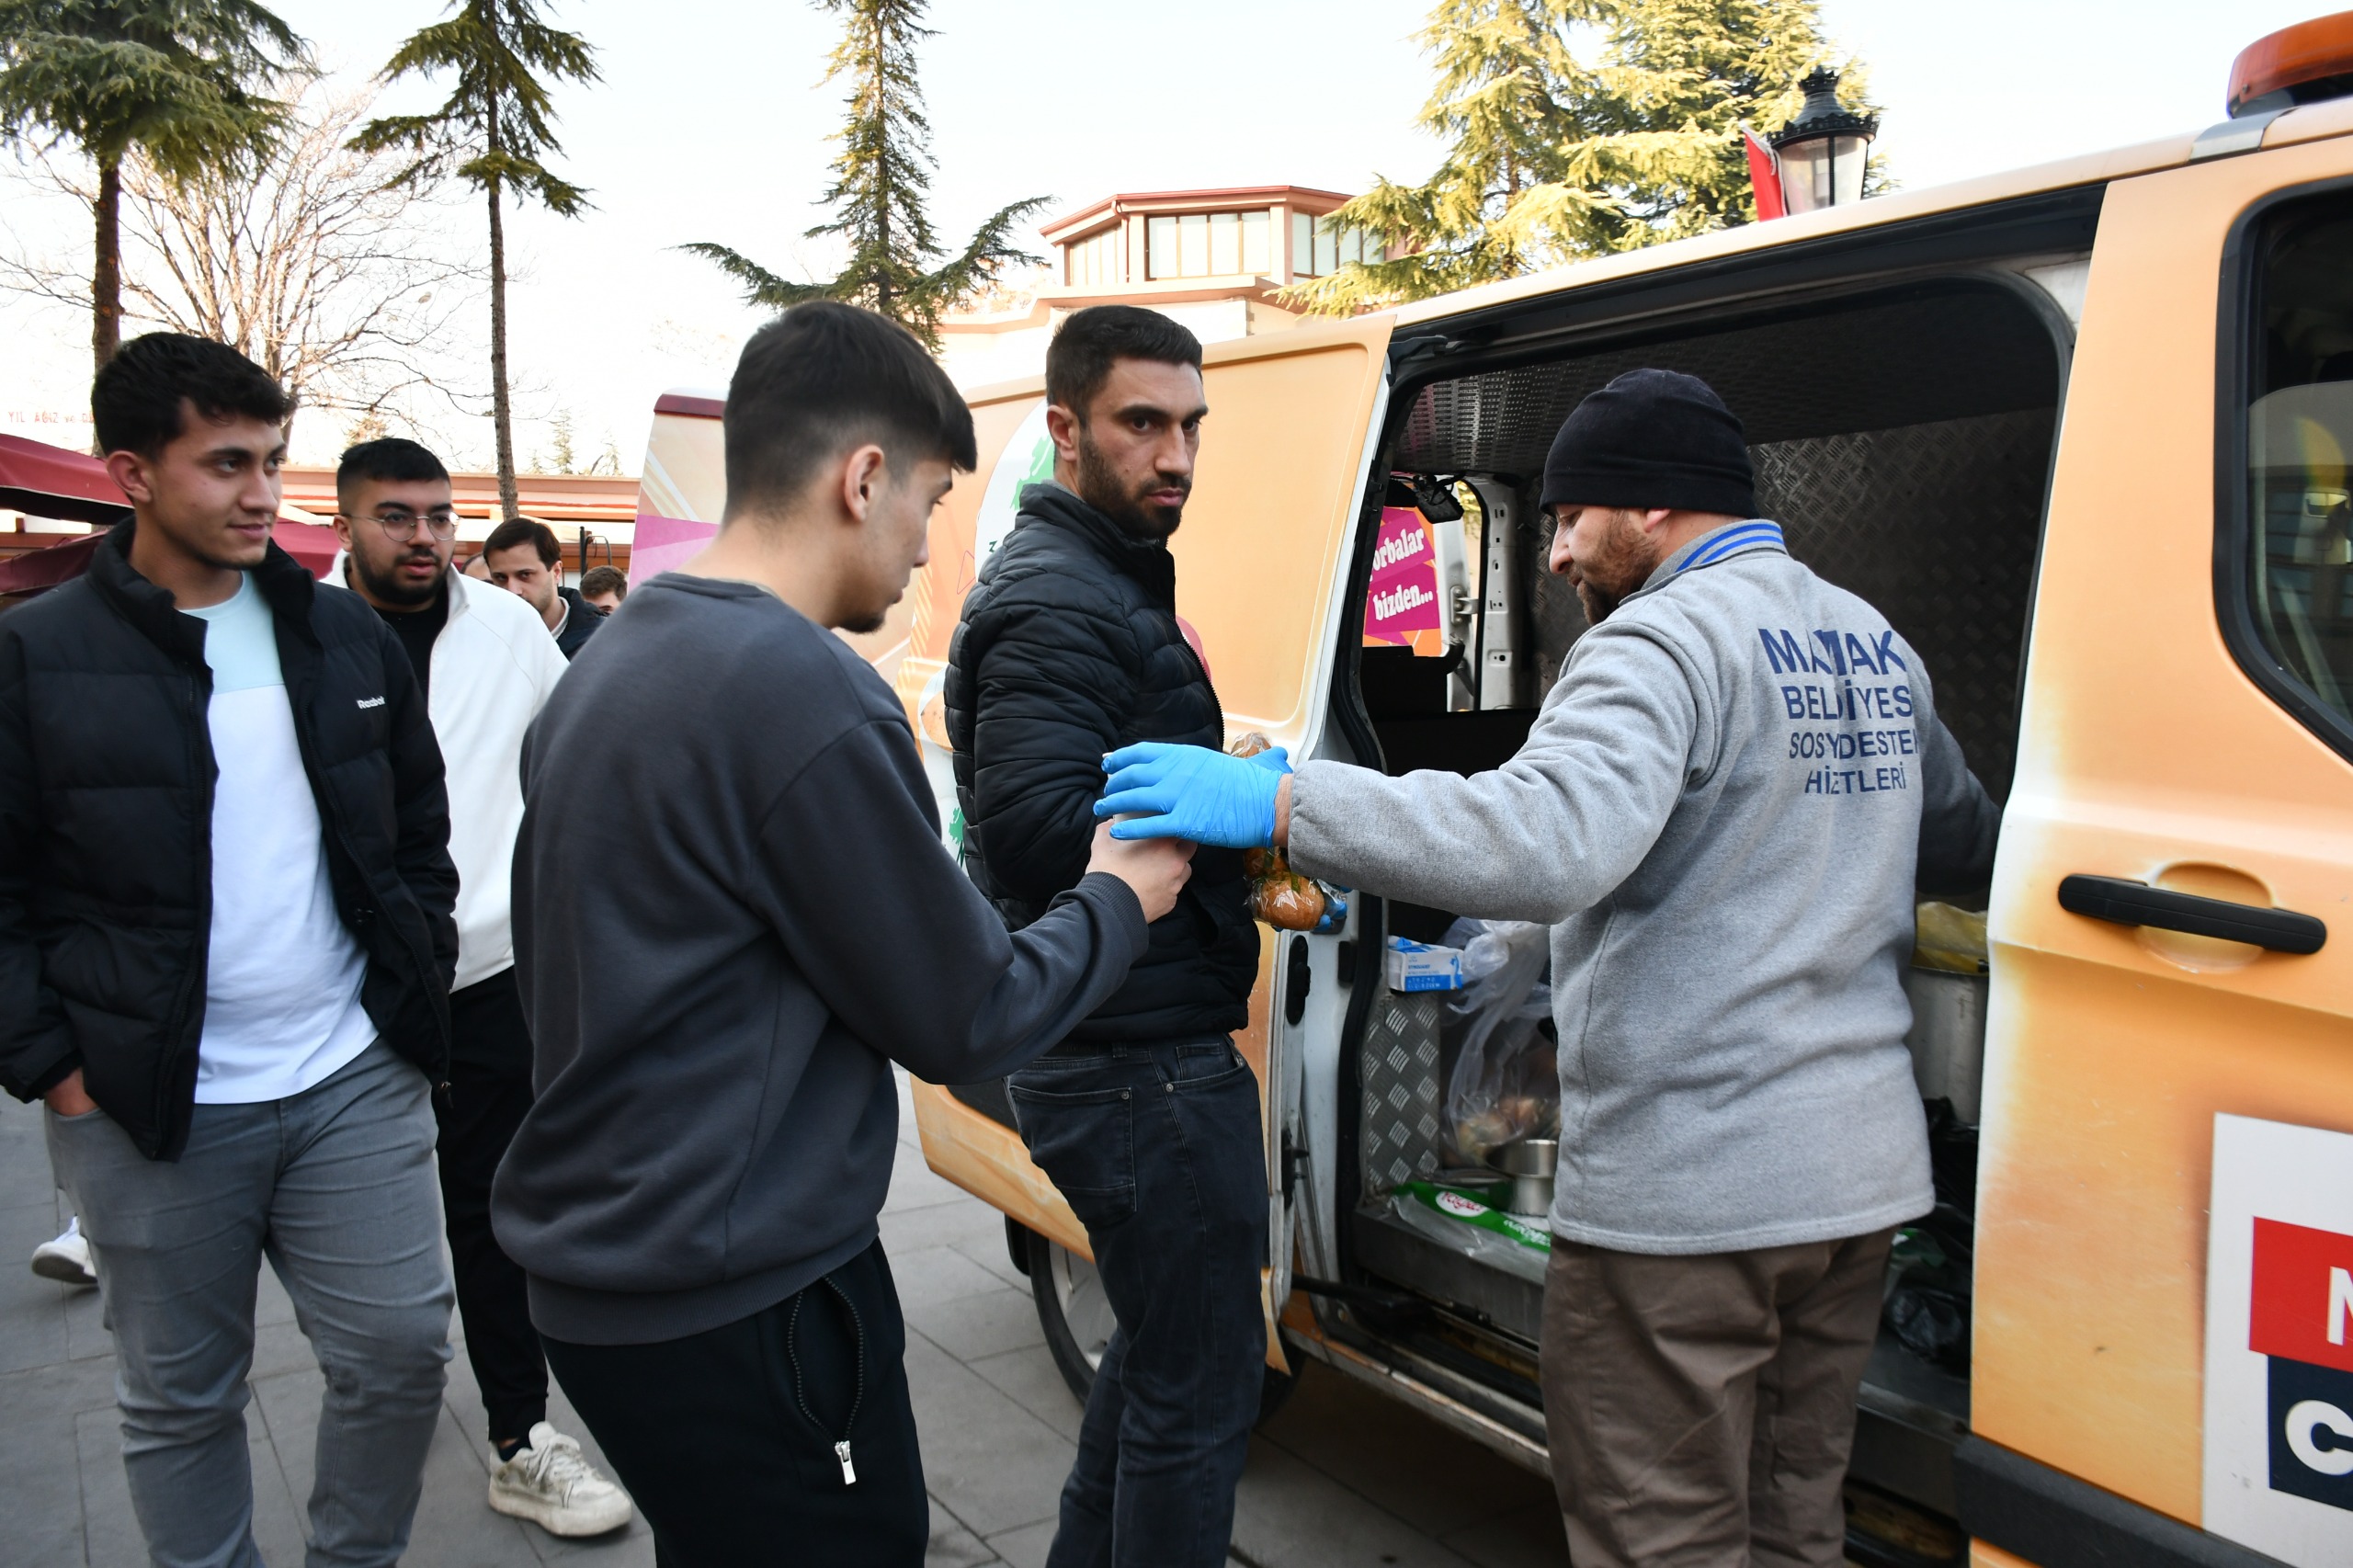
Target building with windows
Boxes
[937,184,1385,388]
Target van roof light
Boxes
[2230,11,2353,118]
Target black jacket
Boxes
[946,483,1257,1045]
[554,586,601,660]
[0,522,459,1159]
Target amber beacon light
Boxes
[2229,11,2353,116]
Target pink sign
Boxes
[1363,507,1440,644]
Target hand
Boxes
[1245,745,1291,775]
[43,1068,95,1119]
[1086,819,1195,923]
[1095,743,1282,848]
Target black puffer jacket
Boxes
[0,523,458,1159]
[947,484,1256,1045]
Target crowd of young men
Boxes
[0,298,1988,1568]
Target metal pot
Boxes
[1486,1138,1558,1219]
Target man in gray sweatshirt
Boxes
[489,303,1194,1566]
[1094,369,1999,1568]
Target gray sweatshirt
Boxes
[1290,520,1998,1254]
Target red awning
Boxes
[0,434,342,596]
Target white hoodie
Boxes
[333,562,569,989]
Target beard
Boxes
[353,544,445,608]
[1569,509,1662,624]
[1074,430,1188,541]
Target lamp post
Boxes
[1769,68,1879,215]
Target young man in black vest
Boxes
[944,305,1266,1568]
[0,334,460,1565]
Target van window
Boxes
[2243,193,2353,739]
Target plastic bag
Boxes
[1387,1181,1550,1285]
[1228,733,1347,932]
[1438,918,1557,1164]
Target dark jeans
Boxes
[1008,1039,1268,1568]
[541,1238,926,1568]
[434,971,547,1446]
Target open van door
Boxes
[906,317,1392,1383]
[1969,131,2353,1565]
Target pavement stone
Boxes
[1,1074,1574,1566]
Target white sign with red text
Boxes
[2205,1113,2353,1563]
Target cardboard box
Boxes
[1384,937,1463,993]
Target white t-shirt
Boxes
[183,575,376,1103]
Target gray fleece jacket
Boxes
[1289,519,1998,1254]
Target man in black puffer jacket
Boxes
[0,335,459,1567]
[945,306,1263,1568]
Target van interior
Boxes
[1332,272,2066,1547]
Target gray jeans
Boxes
[46,1040,455,1568]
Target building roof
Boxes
[1040,185,1358,242]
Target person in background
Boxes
[578,563,627,615]
[463,552,494,582]
[0,333,460,1566]
[332,437,631,1538]
[490,302,1192,1565]
[944,305,1264,1568]
[483,517,600,658]
[1093,369,2001,1568]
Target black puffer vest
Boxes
[945,484,1256,1044]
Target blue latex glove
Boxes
[1246,745,1291,775]
[1096,743,1281,847]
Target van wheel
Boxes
[1022,1228,1299,1425]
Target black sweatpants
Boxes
[434,971,549,1445]
[541,1238,928,1568]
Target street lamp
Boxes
[1769,68,1878,215]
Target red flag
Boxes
[1744,127,1786,221]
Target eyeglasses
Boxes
[357,509,459,542]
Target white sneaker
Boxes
[486,1421,632,1537]
[30,1218,96,1289]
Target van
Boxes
[633,22,2353,1564]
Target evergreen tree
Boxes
[1289,0,1878,313]
[0,0,304,373]
[353,0,597,520]
[685,0,1046,348]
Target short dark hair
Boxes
[335,437,449,511]
[579,564,627,600]
[483,517,562,568]
[92,333,292,459]
[722,301,977,520]
[1044,305,1202,419]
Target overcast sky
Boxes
[0,0,2325,470]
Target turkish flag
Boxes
[1745,127,1787,222]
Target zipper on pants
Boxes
[787,1275,868,1484]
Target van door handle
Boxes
[2057,874,2326,955]
[1284,936,1313,1026]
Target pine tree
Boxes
[352,0,597,520]
[1289,0,1878,313]
[684,0,1046,348]
[0,0,304,373]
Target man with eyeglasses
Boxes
[332,437,632,1538]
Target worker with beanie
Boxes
[1087,368,2001,1568]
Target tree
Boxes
[1285,0,1879,313]
[353,0,597,520]
[684,0,1046,348]
[3,84,482,451]
[0,0,304,373]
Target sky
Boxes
[0,0,2331,472]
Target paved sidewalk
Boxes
[3,1074,1570,1567]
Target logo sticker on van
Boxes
[2205,1116,2353,1562]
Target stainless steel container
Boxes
[1902,965,1988,1124]
[1486,1138,1558,1219]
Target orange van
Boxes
[632,20,2353,1564]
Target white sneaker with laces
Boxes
[487,1422,632,1537]
[30,1217,96,1289]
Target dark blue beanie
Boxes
[1538,369,1756,517]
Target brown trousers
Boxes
[1540,1229,1893,1568]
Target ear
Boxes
[1641,507,1676,536]
[331,514,357,551]
[838,444,890,523]
[106,450,153,507]
[1045,403,1082,466]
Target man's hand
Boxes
[1086,819,1195,922]
[1095,743,1282,848]
[43,1068,95,1119]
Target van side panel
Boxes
[1977,136,2353,1528]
